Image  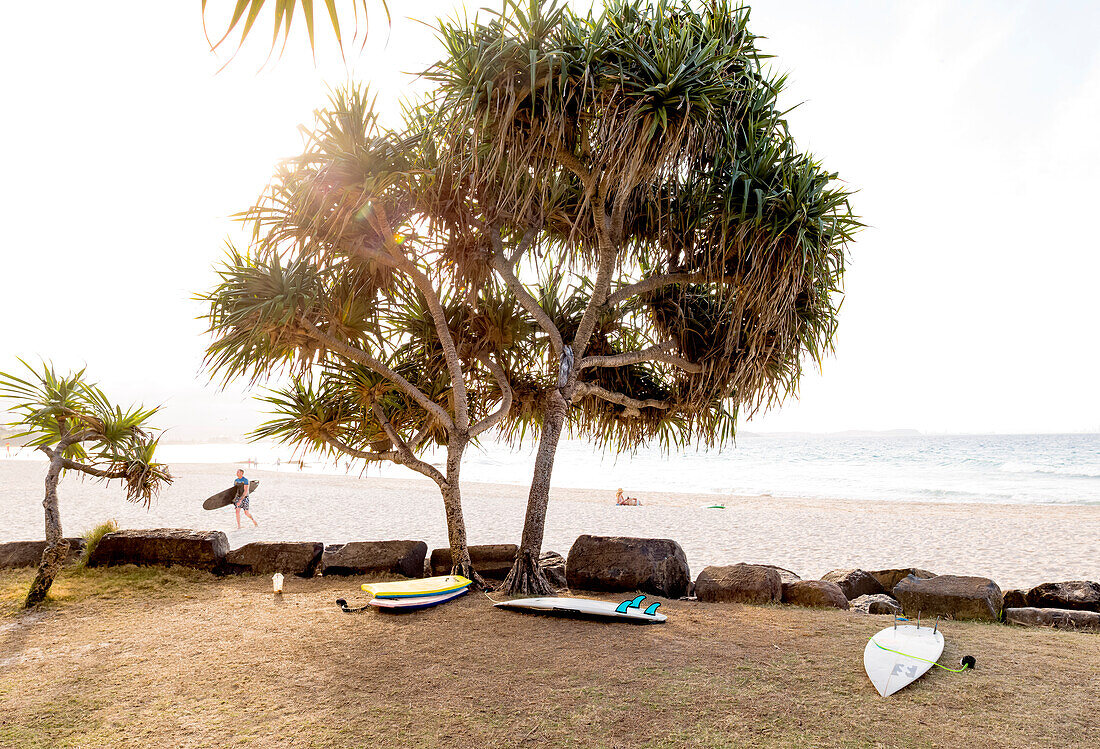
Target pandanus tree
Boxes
[422,0,860,593]
[0,361,172,607]
[198,89,527,586]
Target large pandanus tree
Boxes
[423,0,860,593]
[0,361,172,607]
[198,88,527,587]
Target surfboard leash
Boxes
[335,598,371,613]
[869,637,976,672]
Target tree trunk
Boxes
[25,454,69,608]
[501,388,569,595]
[439,437,487,589]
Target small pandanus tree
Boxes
[198,88,529,586]
[425,0,861,592]
[0,361,171,607]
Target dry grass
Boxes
[0,568,1097,748]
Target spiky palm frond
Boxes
[202,0,387,67]
[0,360,172,504]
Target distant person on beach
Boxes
[233,469,258,529]
[615,488,640,506]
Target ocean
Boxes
[17,431,1089,506]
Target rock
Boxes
[566,535,691,598]
[1004,607,1100,632]
[319,540,427,577]
[224,542,323,577]
[867,567,936,593]
[430,544,518,579]
[893,574,1003,622]
[0,538,85,569]
[1001,589,1028,609]
[88,529,228,571]
[1025,581,1100,612]
[821,569,885,600]
[753,564,801,586]
[850,593,903,615]
[539,551,567,590]
[782,579,849,610]
[694,564,781,605]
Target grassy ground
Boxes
[1,568,1097,749]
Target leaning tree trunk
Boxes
[500,389,569,595]
[25,453,70,608]
[439,437,487,589]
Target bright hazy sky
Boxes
[1,1,1098,439]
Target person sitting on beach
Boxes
[233,469,258,529]
[615,488,640,506]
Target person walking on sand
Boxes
[233,469,258,529]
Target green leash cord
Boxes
[869,638,976,673]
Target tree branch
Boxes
[554,148,593,188]
[60,458,127,479]
[399,262,471,433]
[370,399,447,486]
[570,241,616,362]
[318,432,398,463]
[303,322,455,431]
[350,235,469,432]
[578,341,703,374]
[604,273,712,310]
[571,382,672,412]
[507,226,539,267]
[470,355,513,437]
[489,230,564,357]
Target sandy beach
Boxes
[2,460,1096,589]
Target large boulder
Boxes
[782,579,849,610]
[1001,589,1028,609]
[1004,607,1100,632]
[893,574,1003,622]
[0,538,85,569]
[1025,581,1100,612]
[850,593,903,615]
[821,569,885,600]
[868,567,936,593]
[753,565,801,586]
[566,535,691,598]
[430,544,518,579]
[318,540,426,577]
[695,564,781,605]
[88,529,228,571]
[224,542,323,577]
[540,551,568,590]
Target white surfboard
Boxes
[494,596,667,623]
[864,624,944,696]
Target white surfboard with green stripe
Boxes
[864,624,944,696]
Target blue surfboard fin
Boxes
[643,602,661,616]
[615,595,646,613]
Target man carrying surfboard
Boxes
[233,469,258,529]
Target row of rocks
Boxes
[2,531,1095,633]
[563,536,1098,632]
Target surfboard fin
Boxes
[615,595,647,613]
[643,602,661,616]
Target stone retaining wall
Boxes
[5,530,1097,633]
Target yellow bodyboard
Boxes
[361,575,472,599]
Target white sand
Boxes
[1,460,1097,589]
